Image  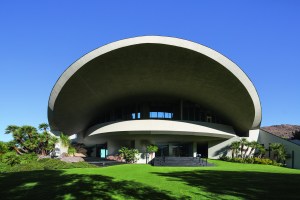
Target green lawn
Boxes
[1,160,300,200]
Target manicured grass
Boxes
[1,160,300,200]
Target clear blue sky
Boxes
[1,1,299,142]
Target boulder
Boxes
[60,156,84,163]
[74,153,86,157]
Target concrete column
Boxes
[180,100,183,120]
[193,142,197,157]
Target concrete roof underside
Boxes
[48,36,262,136]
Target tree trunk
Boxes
[13,147,23,155]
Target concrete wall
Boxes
[258,129,300,169]
[208,129,259,159]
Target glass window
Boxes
[158,112,164,118]
[150,112,158,118]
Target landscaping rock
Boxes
[74,153,86,157]
[38,155,51,160]
[60,156,84,163]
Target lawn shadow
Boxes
[0,170,187,200]
[152,169,300,200]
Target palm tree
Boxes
[247,141,261,158]
[256,145,266,158]
[38,123,49,132]
[240,138,249,158]
[270,143,286,163]
[60,133,70,148]
[5,125,19,134]
[230,141,240,158]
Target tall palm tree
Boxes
[60,133,70,148]
[5,125,19,134]
[230,141,240,158]
[247,141,261,158]
[257,145,266,158]
[270,143,286,163]
[38,123,49,132]
[240,138,249,158]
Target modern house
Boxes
[48,36,300,168]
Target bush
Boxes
[38,158,72,170]
[219,155,230,161]
[8,161,44,172]
[119,147,139,163]
[0,141,9,154]
[38,158,97,170]
[219,156,283,167]
[1,152,21,166]
[68,147,76,156]
[0,163,10,173]
[146,145,158,153]
[19,153,38,164]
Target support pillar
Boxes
[193,142,197,157]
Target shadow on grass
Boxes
[0,170,186,200]
[152,170,300,199]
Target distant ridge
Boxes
[261,124,300,139]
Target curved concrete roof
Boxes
[48,36,262,135]
[87,120,236,139]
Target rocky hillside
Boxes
[261,124,300,139]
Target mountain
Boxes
[261,124,300,139]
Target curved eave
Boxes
[87,120,236,139]
[48,36,262,134]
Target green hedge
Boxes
[0,155,97,173]
[220,156,283,167]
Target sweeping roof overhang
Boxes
[48,36,262,135]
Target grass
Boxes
[1,160,300,200]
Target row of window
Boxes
[98,101,224,125]
[132,112,173,119]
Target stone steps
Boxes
[153,156,211,167]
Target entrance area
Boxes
[96,143,107,158]
[156,142,193,157]
[197,142,208,158]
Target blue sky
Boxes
[1,1,299,142]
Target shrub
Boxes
[219,155,230,161]
[38,158,97,170]
[38,158,72,170]
[220,156,283,167]
[1,152,21,166]
[68,147,76,156]
[19,153,38,164]
[0,141,9,154]
[119,147,139,163]
[0,163,10,173]
[8,161,44,172]
[146,145,158,153]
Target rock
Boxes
[74,153,86,157]
[38,155,51,160]
[60,156,84,163]
[61,152,69,158]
